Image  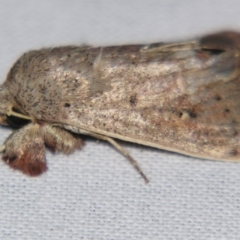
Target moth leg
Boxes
[42,125,84,154]
[104,136,149,183]
[78,130,149,183]
[1,123,47,176]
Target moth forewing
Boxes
[1,30,240,181]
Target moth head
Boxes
[0,86,12,125]
[0,86,31,128]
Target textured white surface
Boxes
[0,1,240,239]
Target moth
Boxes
[0,31,240,182]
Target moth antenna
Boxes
[7,109,32,121]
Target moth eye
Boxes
[6,115,30,128]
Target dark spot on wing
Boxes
[230,148,239,156]
[64,103,71,108]
[189,110,197,118]
[215,95,222,101]
[232,130,238,137]
[201,49,225,55]
[130,94,137,107]
[179,110,197,119]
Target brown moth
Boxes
[0,31,240,182]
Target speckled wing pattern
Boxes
[1,31,240,178]
[60,31,240,161]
